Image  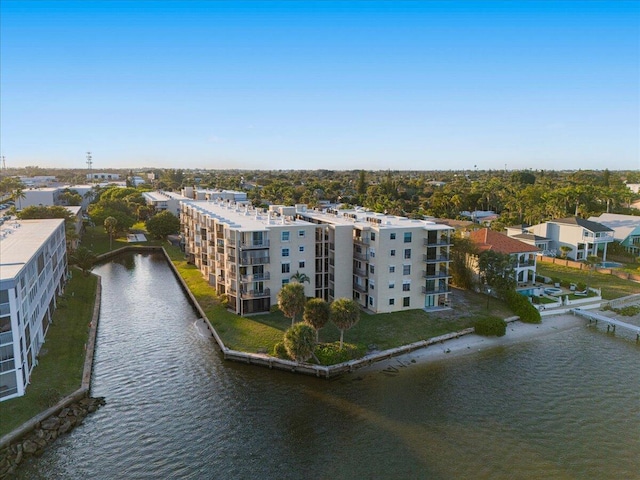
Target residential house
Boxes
[526,217,614,261]
[469,228,540,284]
[588,213,640,256]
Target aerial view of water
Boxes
[16,253,640,479]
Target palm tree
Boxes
[104,216,118,250]
[277,283,306,327]
[14,185,26,210]
[283,323,316,362]
[303,298,330,342]
[290,270,310,284]
[70,247,97,276]
[559,246,572,259]
[330,298,360,350]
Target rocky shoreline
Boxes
[0,396,105,479]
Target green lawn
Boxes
[537,264,640,300]
[0,271,98,437]
[82,225,165,256]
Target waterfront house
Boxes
[587,213,640,256]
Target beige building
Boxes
[181,201,453,315]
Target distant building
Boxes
[18,176,57,187]
[20,185,95,211]
[469,228,540,284]
[0,219,68,401]
[625,183,640,194]
[143,190,190,216]
[181,187,248,203]
[86,173,120,182]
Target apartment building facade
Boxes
[0,219,68,401]
[181,201,453,315]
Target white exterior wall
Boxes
[20,189,58,209]
[0,220,67,401]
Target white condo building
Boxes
[181,201,453,315]
[0,219,68,401]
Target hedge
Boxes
[474,317,507,337]
[504,290,541,324]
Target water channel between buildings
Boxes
[17,252,640,479]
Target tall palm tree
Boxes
[277,283,306,327]
[330,298,360,350]
[303,298,330,342]
[290,271,310,284]
[104,216,118,250]
[70,247,97,276]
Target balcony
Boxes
[353,251,369,261]
[354,237,370,246]
[422,271,451,279]
[227,255,237,263]
[241,272,271,282]
[239,256,270,265]
[353,282,368,293]
[240,240,270,249]
[423,254,449,263]
[423,238,452,247]
[353,267,367,277]
[241,288,271,299]
[422,286,450,294]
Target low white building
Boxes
[86,172,120,182]
[143,190,190,216]
[0,219,68,401]
[181,187,248,203]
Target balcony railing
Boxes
[422,271,451,279]
[353,251,369,261]
[353,267,367,277]
[241,272,271,282]
[423,238,452,247]
[227,255,236,263]
[239,256,270,265]
[422,286,450,294]
[241,288,271,299]
[353,283,368,293]
[353,237,370,245]
[423,254,449,263]
[240,240,270,249]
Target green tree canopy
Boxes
[17,205,78,249]
[88,198,136,232]
[70,247,97,276]
[477,250,516,294]
[145,211,180,239]
[277,283,306,327]
[303,298,330,341]
[330,298,360,350]
[283,323,316,362]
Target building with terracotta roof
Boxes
[469,228,540,284]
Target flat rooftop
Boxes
[0,219,64,280]
[184,201,314,231]
[297,206,453,231]
[143,191,190,202]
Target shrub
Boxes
[576,282,587,291]
[551,277,561,285]
[314,342,364,365]
[474,316,507,337]
[272,342,289,359]
[535,275,546,283]
[560,279,571,289]
[504,290,541,324]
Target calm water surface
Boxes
[18,253,640,479]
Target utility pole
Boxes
[86,151,93,183]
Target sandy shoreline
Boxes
[360,313,586,373]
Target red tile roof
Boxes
[469,228,540,255]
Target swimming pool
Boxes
[598,261,623,268]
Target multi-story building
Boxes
[181,187,248,203]
[143,190,191,217]
[0,219,68,401]
[181,201,453,315]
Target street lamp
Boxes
[486,287,492,310]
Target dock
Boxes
[572,308,640,343]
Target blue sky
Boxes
[1,1,638,171]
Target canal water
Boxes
[17,253,640,479]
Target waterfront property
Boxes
[525,217,614,261]
[181,201,454,315]
[468,228,540,284]
[587,213,640,256]
[0,219,68,401]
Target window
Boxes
[281,263,290,274]
[371,232,376,241]
[403,297,410,307]
[370,251,375,258]
[299,261,305,268]
[281,231,290,242]
[404,232,412,243]
[389,266,395,273]
[389,298,395,305]
[369,297,374,306]
[403,283,411,292]
[390,233,396,240]
[404,249,411,259]
[298,230,306,238]
[282,248,290,257]
[370,265,375,274]
[389,282,395,289]
[390,249,396,256]
[282,278,290,286]
[299,246,305,252]
[403,264,411,275]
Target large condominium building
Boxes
[0,219,68,401]
[143,190,191,217]
[181,201,453,315]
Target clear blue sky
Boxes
[1,1,638,171]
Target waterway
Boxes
[17,253,640,479]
